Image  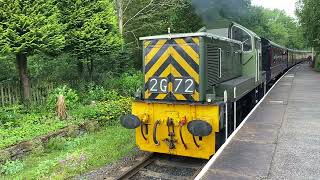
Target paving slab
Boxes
[201,63,320,180]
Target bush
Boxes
[98,97,132,125]
[116,71,143,96]
[0,160,24,175]
[85,87,120,103]
[71,97,132,125]
[0,105,24,128]
[315,54,320,71]
[102,71,143,97]
[47,137,67,151]
[0,113,69,149]
[47,85,79,110]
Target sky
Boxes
[251,0,298,17]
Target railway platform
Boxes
[197,63,320,179]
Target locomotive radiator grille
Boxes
[207,44,221,89]
[143,37,200,101]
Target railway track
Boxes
[116,153,207,180]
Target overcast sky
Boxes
[251,0,298,17]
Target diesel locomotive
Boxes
[121,21,311,159]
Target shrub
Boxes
[47,85,79,110]
[85,87,120,103]
[116,71,143,96]
[0,160,24,175]
[71,97,132,125]
[0,105,23,128]
[98,97,132,125]
[315,54,320,71]
[47,137,67,151]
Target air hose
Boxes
[193,135,200,148]
[179,125,187,149]
[153,120,160,146]
[140,123,147,140]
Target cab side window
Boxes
[231,26,252,51]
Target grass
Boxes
[0,126,136,179]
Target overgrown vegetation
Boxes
[0,126,136,179]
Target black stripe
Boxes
[145,45,170,72]
[171,93,177,101]
[171,59,200,88]
[144,39,159,55]
[184,37,194,44]
[167,73,174,82]
[189,43,200,55]
[151,57,171,77]
[172,45,199,73]
[148,93,169,100]
[148,93,158,99]
[179,37,200,56]
[184,94,195,101]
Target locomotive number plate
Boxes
[173,78,195,94]
[148,77,168,93]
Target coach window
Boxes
[231,26,252,52]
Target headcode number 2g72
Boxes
[148,77,195,94]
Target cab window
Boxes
[231,26,252,51]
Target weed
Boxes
[0,160,24,175]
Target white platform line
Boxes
[194,66,295,180]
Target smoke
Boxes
[191,0,251,27]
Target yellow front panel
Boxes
[143,37,200,101]
[132,101,220,159]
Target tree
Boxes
[297,0,320,49]
[57,0,122,80]
[0,0,65,102]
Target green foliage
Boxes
[0,55,17,81]
[244,7,306,49]
[86,87,120,103]
[0,160,24,175]
[72,97,132,125]
[47,137,68,151]
[0,105,23,127]
[47,85,79,110]
[108,71,143,96]
[0,112,70,149]
[297,0,320,50]
[0,0,65,55]
[57,0,123,79]
[315,54,320,71]
[1,126,136,179]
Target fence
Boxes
[0,80,54,107]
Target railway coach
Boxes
[120,21,311,159]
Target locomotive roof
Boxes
[287,49,312,53]
[139,32,242,45]
[262,38,288,50]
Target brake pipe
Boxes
[193,136,200,148]
[179,118,187,149]
[140,123,147,140]
[153,120,160,146]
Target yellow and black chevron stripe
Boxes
[143,37,200,101]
